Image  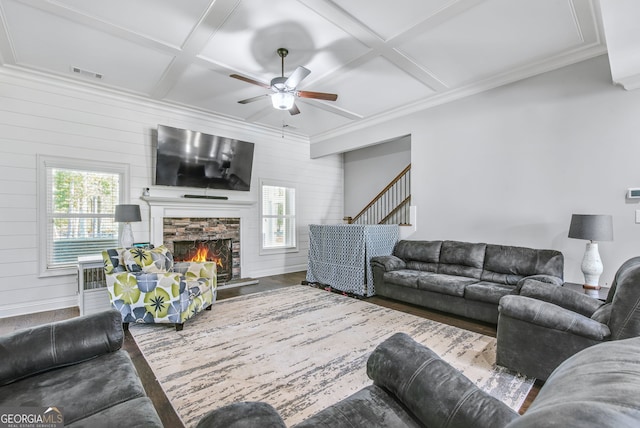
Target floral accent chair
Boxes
[102,246,217,331]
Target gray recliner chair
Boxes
[496,256,640,381]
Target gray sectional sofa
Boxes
[371,240,564,323]
[0,310,162,427]
[199,332,640,428]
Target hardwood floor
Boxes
[1,271,539,425]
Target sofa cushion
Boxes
[67,397,162,428]
[437,241,486,279]
[0,350,146,425]
[405,260,438,272]
[383,270,423,288]
[417,274,478,297]
[465,281,514,304]
[481,244,564,285]
[394,240,442,273]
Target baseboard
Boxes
[0,296,78,319]
[248,264,307,280]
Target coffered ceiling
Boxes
[0,0,607,139]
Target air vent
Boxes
[70,66,103,80]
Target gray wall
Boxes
[314,54,640,286]
[343,136,411,217]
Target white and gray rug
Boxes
[130,285,534,427]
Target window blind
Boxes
[46,167,120,269]
[261,184,296,249]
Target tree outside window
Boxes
[39,156,127,275]
[261,181,297,252]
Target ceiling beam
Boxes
[599,0,640,90]
[149,0,240,99]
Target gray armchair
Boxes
[496,256,640,381]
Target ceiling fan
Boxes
[230,48,338,115]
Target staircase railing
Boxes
[345,164,411,225]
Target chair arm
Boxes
[370,255,406,272]
[195,402,286,428]
[518,279,603,317]
[0,310,123,386]
[499,295,611,341]
[174,262,217,294]
[174,261,217,279]
[367,333,519,428]
[519,274,564,287]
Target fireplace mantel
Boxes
[141,196,254,266]
[141,196,255,209]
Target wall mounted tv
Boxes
[155,125,255,191]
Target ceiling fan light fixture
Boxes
[271,92,295,110]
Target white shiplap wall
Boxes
[0,69,343,318]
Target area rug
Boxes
[130,285,534,427]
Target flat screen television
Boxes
[155,125,255,191]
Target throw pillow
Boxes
[123,245,174,273]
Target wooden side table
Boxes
[562,282,610,301]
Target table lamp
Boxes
[115,204,141,248]
[568,214,613,295]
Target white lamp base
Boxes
[581,241,603,295]
[120,222,135,248]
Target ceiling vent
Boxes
[70,66,103,80]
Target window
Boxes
[260,180,297,253]
[38,156,128,276]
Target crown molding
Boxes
[310,45,608,145]
[0,65,310,145]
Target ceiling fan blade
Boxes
[238,94,269,104]
[297,90,338,101]
[230,74,271,89]
[289,103,301,115]
[285,66,311,89]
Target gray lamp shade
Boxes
[568,214,613,241]
[114,204,141,223]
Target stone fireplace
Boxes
[143,196,255,287]
[163,217,240,282]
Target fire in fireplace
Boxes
[173,239,232,282]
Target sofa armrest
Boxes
[520,274,564,287]
[0,309,123,386]
[518,279,604,317]
[195,402,286,428]
[367,333,519,428]
[370,255,406,272]
[499,295,611,340]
